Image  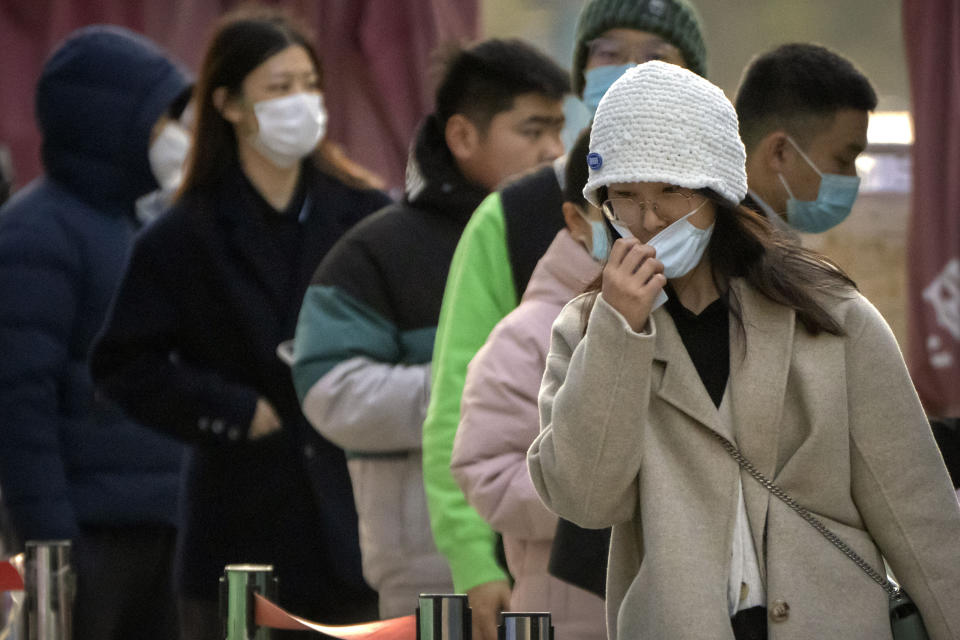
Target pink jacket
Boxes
[452,230,605,640]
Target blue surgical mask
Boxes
[587,219,611,262]
[582,64,636,115]
[778,136,860,233]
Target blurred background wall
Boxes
[0,0,909,192]
[483,0,908,111]
[0,0,481,194]
[1,0,957,414]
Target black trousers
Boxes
[72,524,178,640]
[731,606,768,640]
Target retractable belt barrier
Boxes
[26,541,72,640]
[220,564,416,640]
[5,556,558,640]
[1,553,25,640]
[498,613,553,640]
[221,566,554,640]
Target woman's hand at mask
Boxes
[601,238,665,333]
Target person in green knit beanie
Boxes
[422,2,706,640]
[575,0,706,112]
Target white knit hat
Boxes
[583,61,747,207]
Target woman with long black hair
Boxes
[528,61,960,640]
[92,8,389,638]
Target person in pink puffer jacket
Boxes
[451,129,607,640]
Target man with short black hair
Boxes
[291,38,568,619]
[435,39,568,191]
[736,43,878,234]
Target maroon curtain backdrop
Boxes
[0,0,479,193]
[903,0,960,417]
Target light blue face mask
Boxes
[778,136,861,234]
[587,219,611,261]
[575,208,612,262]
[582,63,636,115]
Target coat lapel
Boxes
[726,279,796,570]
[217,173,294,317]
[652,306,730,440]
[653,280,795,573]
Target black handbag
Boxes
[547,518,610,598]
[710,431,930,640]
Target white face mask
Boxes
[250,92,327,168]
[149,121,190,192]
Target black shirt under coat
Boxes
[663,285,730,408]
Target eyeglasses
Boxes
[585,37,684,67]
[602,188,703,228]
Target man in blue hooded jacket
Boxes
[0,25,190,640]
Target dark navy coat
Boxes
[91,159,390,617]
[0,26,190,541]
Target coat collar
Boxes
[212,161,344,319]
[652,279,796,567]
[403,114,488,222]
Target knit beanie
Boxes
[583,61,747,207]
[572,0,706,95]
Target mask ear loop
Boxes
[779,135,825,206]
[785,135,824,177]
[677,197,708,223]
[777,173,796,201]
[574,207,596,250]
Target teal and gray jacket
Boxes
[292,115,488,610]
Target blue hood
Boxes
[36,25,191,212]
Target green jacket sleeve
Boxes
[422,191,519,592]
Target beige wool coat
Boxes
[528,280,960,640]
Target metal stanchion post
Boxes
[24,541,73,640]
[220,564,276,640]
[415,594,470,640]
[497,613,553,640]
[1,553,26,640]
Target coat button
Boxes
[227,427,240,441]
[303,444,315,459]
[211,419,225,434]
[198,417,209,431]
[769,600,790,623]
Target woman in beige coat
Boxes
[527,61,960,640]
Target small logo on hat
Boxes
[587,152,603,170]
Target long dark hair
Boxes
[583,188,857,337]
[178,6,381,199]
